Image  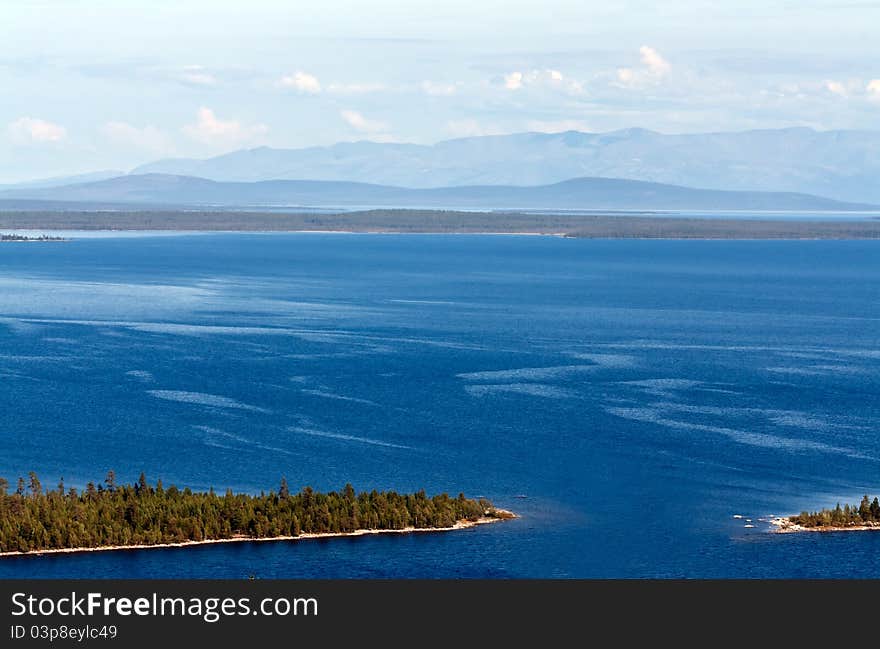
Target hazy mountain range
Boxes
[2,127,878,212]
[1,173,872,212]
[125,127,880,204]
[0,170,124,191]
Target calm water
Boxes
[1,234,879,578]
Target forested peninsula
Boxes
[772,495,880,533]
[0,472,514,555]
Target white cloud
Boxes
[277,73,385,95]
[421,80,457,96]
[182,107,268,147]
[278,71,322,94]
[504,71,524,90]
[102,121,174,154]
[501,69,578,93]
[640,46,671,76]
[7,117,66,144]
[340,109,389,134]
[822,79,870,98]
[616,68,635,85]
[326,82,386,95]
[614,46,671,88]
[825,80,848,96]
[868,79,880,101]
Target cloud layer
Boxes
[278,71,321,94]
[340,109,389,134]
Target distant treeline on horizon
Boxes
[1,209,879,239]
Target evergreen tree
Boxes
[28,472,42,497]
[859,495,872,521]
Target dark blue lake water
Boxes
[1,233,879,578]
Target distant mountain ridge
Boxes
[0,170,124,191]
[129,127,880,204]
[1,173,873,211]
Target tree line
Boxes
[791,495,880,528]
[0,472,506,553]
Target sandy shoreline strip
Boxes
[770,517,880,533]
[0,510,516,558]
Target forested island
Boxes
[772,495,880,532]
[0,472,514,555]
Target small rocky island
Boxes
[0,472,515,555]
[1,233,65,242]
[772,495,880,533]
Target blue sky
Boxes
[2,0,879,181]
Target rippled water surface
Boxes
[1,234,878,577]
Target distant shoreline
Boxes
[0,511,515,559]
[3,229,879,241]
[1,208,880,239]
